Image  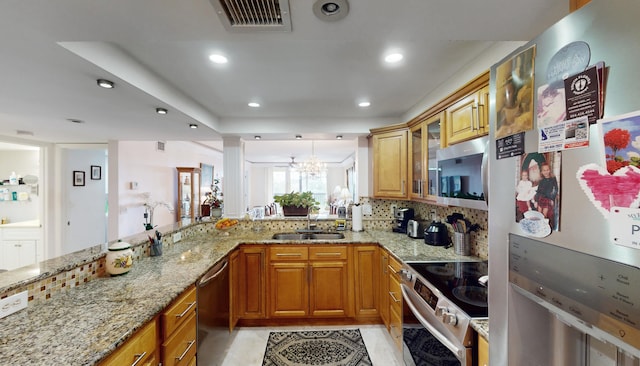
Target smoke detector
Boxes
[313,0,349,22]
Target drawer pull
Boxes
[314,253,342,257]
[176,339,196,361]
[276,253,302,257]
[131,352,147,366]
[175,301,196,318]
[389,291,401,303]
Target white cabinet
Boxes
[0,227,40,271]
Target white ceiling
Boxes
[0,0,568,163]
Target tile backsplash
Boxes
[359,197,488,260]
[1,200,488,304]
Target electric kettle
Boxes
[424,221,450,246]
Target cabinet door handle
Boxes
[131,352,147,366]
[471,106,478,131]
[314,253,342,257]
[175,301,196,318]
[389,291,401,303]
[175,339,196,361]
[402,180,405,195]
[276,253,302,257]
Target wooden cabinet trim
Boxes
[407,70,490,128]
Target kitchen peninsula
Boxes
[0,219,486,365]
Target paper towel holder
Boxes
[351,203,364,232]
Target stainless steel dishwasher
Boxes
[196,257,230,365]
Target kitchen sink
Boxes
[271,232,345,240]
[309,233,345,240]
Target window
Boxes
[272,168,328,211]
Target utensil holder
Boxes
[151,238,163,256]
[453,232,470,256]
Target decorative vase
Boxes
[211,207,223,218]
[105,241,133,276]
[282,206,309,216]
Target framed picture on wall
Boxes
[73,171,85,186]
[91,165,102,180]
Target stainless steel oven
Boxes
[401,261,488,366]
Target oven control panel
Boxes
[414,278,438,310]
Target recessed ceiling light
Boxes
[295,135,302,140]
[96,79,114,89]
[248,102,260,108]
[189,123,198,129]
[209,54,228,64]
[254,135,261,140]
[358,101,371,107]
[384,53,404,63]
[156,108,168,115]
[336,135,343,140]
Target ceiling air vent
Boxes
[210,0,292,32]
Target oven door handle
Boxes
[401,284,467,361]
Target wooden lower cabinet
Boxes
[379,249,390,329]
[309,246,349,317]
[478,334,489,366]
[387,254,404,352]
[352,245,379,319]
[162,312,197,366]
[98,319,158,366]
[161,285,197,366]
[229,249,240,331]
[238,246,267,319]
[269,245,349,318]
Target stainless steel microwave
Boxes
[436,136,489,211]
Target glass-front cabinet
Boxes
[408,112,443,201]
[176,167,201,223]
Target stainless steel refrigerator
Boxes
[488,0,640,364]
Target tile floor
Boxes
[198,324,402,366]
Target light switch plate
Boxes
[362,204,373,216]
[173,232,182,243]
[0,290,28,319]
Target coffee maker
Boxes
[392,207,414,233]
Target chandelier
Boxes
[298,141,326,176]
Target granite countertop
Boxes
[0,229,484,365]
[471,319,489,340]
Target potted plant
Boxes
[203,178,223,218]
[273,191,319,216]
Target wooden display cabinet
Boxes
[176,167,201,223]
[408,112,443,200]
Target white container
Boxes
[8,172,17,185]
[105,241,133,276]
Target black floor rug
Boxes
[262,329,373,366]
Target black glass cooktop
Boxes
[407,261,488,318]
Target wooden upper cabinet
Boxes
[570,0,590,12]
[445,85,489,145]
[372,129,408,199]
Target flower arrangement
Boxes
[204,178,223,208]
